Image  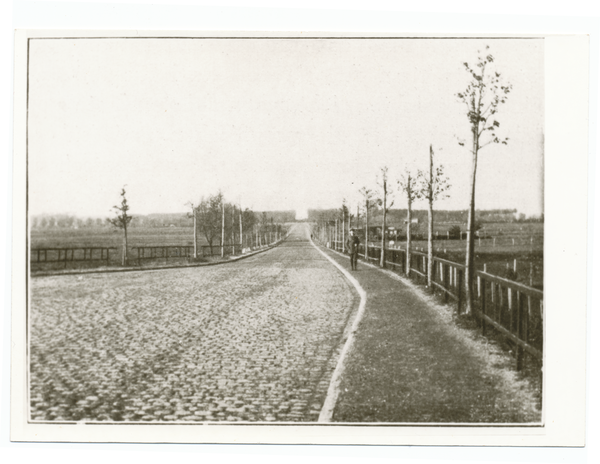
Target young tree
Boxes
[242,208,256,247]
[377,166,394,268]
[260,212,269,245]
[108,187,133,266]
[359,186,378,262]
[457,45,511,314]
[238,202,243,248]
[398,168,421,277]
[221,200,225,257]
[186,201,199,259]
[197,191,224,254]
[340,199,349,252]
[417,145,451,290]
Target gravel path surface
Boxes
[29,225,358,422]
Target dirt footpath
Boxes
[321,246,542,423]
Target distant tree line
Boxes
[31,210,296,230]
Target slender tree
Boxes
[417,145,451,290]
[186,201,199,259]
[340,199,349,252]
[398,169,421,277]
[359,186,378,262]
[242,208,256,247]
[377,166,394,268]
[108,187,133,266]
[457,46,511,314]
[221,200,225,257]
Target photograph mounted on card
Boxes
[10,30,588,446]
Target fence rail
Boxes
[133,245,196,264]
[30,247,116,267]
[329,240,543,371]
[31,235,286,270]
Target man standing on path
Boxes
[346,229,361,271]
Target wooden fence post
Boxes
[516,292,524,371]
[401,249,405,274]
[443,264,449,303]
[457,269,463,314]
[481,279,487,335]
[508,287,514,334]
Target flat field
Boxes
[30,226,205,249]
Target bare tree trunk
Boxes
[365,203,369,261]
[342,212,345,252]
[193,209,198,258]
[122,224,128,266]
[406,195,412,276]
[239,204,243,249]
[427,144,434,290]
[221,202,225,258]
[465,127,480,314]
[231,205,235,252]
[380,189,387,268]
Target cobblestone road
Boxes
[29,225,358,422]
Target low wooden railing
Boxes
[32,238,284,270]
[329,240,543,370]
[30,247,116,267]
[132,245,196,264]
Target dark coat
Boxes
[346,235,360,254]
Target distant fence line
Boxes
[31,247,115,267]
[30,228,290,270]
[132,244,245,263]
[30,235,284,270]
[329,240,543,372]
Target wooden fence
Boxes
[330,240,543,371]
[30,247,116,268]
[31,236,283,270]
[133,245,196,264]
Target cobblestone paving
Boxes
[29,225,358,422]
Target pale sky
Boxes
[28,37,544,218]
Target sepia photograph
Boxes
[9,29,589,447]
